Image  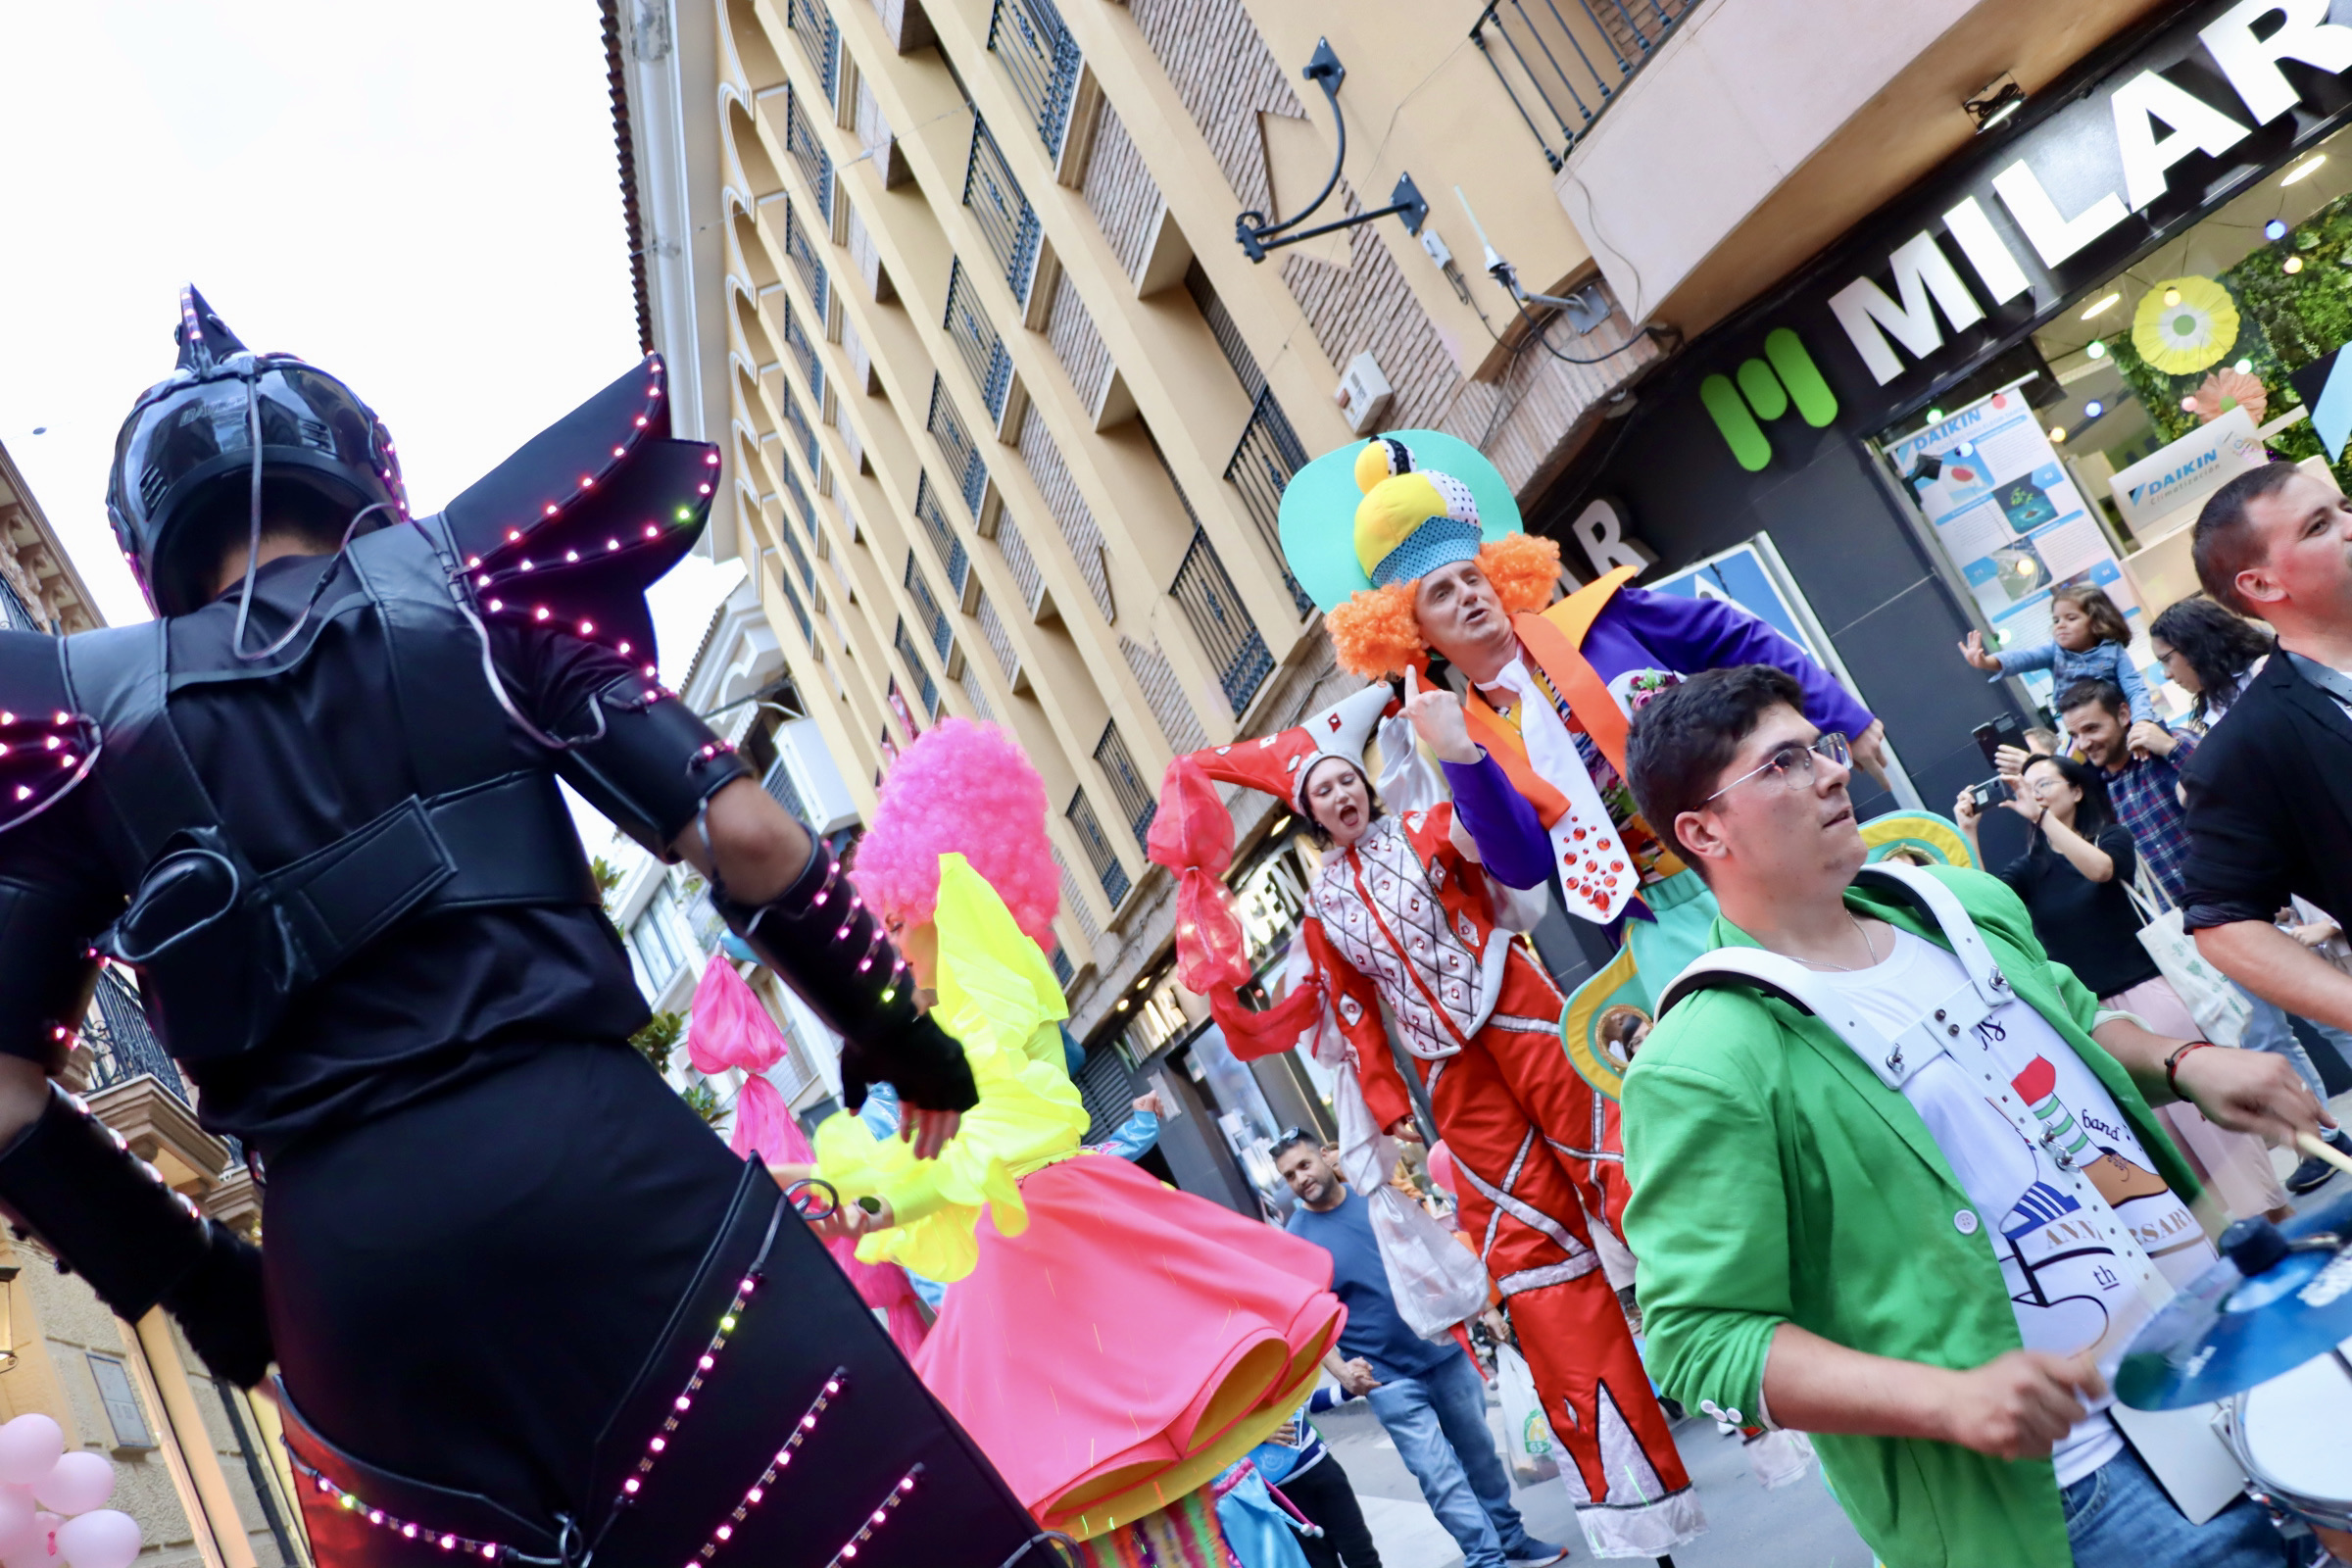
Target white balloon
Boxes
[55,1510,136,1568]
[0,1420,61,1489]
[30,1458,109,1520]
[0,1489,35,1555]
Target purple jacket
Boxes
[1585,586,1875,740]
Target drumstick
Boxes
[2296,1131,2352,1180]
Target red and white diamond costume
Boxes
[1153,688,1702,1559]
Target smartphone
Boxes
[1972,715,2028,767]
[1966,776,2010,812]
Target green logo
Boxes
[1700,328,1838,472]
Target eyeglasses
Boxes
[1704,733,1851,803]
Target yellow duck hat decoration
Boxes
[1276,428,1525,613]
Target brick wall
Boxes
[1078,102,1163,284]
[1043,269,1115,416]
[1279,192,1462,428]
[1015,411,1115,622]
[1127,0,1298,214]
[1120,633,1207,752]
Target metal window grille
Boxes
[0,574,44,634]
[996,513,1046,615]
[776,568,815,643]
[783,198,830,318]
[761,756,811,824]
[781,385,820,477]
[780,527,814,593]
[784,84,836,217]
[787,0,841,106]
[1170,529,1272,716]
[1051,946,1075,989]
[81,968,185,1103]
[1066,787,1131,906]
[957,667,996,723]
[1471,0,1698,173]
[893,619,942,716]
[944,260,1015,421]
[1092,720,1156,848]
[779,454,812,534]
[1223,388,1315,617]
[925,376,990,515]
[782,293,824,403]
[986,0,1083,154]
[1182,262,1265,402]
[904,553,954,660]
[962,118,1043,303]
[912,472,972,596]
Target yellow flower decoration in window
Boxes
[2132,275,2239,375]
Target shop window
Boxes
[85,1354,155,1449]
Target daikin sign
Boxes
[1829,0,2352,389]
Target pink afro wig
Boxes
[849,717,1060,948]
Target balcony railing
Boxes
[893,619,942,716]
[780,455,812,533]
[1184,262,1265,402]
[905,553,954,660]
[962,118,1043,305]
[1066,787,1131,906]
[926,376,990,515]
[784,198,830,319]
[1224,388,1315,617]
[912,472,972,597]
[944,260,1015,422]
[1093,720,1156,849]
[782,294,824,404]
[783,384,820,473]
[780,526,815,593]
[1050,946,1075,989]
[0,574,45,635]
[787,0,841,107]
[82,969,185,1102]
[784,84,835,218]
[987,0,1084,155]
[762,755,812,825]
[1170,529,1272,717]
[1471,0,1700,173]
[777,569,815,643]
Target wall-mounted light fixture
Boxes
[1965,74,2027,134]
[1234,40,1427,263]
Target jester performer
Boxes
[1152,680,1703,1559]
[0,288,1049,1566]
[1279,431,1887,1054]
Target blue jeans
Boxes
[2237,985,2346,1102]
[2064,1442,2309,1568]
[1365,1352,1544,1568]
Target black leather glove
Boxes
[713,839,977,1114]
[0,1086,274,1385]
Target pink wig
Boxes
[850,717,1060,948]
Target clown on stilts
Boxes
[1152,671,1705,1560]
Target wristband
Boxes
[2164,1040,2214,1096]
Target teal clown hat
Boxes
[1277,429,1524,612]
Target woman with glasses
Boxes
[1955,755,2289,1223]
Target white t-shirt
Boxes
[1812,930,2216,1486]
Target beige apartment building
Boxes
[610,0,1659,1064]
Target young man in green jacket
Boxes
[1617,665,2332,1568]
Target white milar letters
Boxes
[1828,231,1985,386]
[2199,0,2352,123]
[2111,69,2251,210]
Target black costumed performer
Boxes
[0,288,1054,1567]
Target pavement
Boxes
[1314,1092,2352,1568]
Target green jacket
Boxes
[1620,865,2198,1568]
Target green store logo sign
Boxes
[1699,329,1839,471]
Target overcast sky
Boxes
[0,0,742,849]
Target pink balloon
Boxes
[0,1421,61,1489]
[31,1457,109,1520]
[0,1489,35,1556]
[56,1510,136,1568]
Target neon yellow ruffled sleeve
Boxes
[812,854,1092,1281]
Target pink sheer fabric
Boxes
[687,959,930,1354]
[1147,756,1250,992]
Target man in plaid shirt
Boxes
[2049,675,2352,1190]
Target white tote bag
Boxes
[1494,1344,1560,1483]
[2127,878,2249,1047]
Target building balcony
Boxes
[1546,0,2160,334]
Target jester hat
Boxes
[1276,429,1525,613]
[1148,682,1395,990]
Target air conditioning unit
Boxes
[1335,351,1394,435]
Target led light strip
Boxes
[615,1274,770,1508]
[286,1455,502,1560]
[680,1371,854,1565]
[816,1468,921,1568]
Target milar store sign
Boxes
[1696,0,2352,469]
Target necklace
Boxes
[1793,909,1884,973]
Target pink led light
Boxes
[580,476,595,489]
[650,1436,666,1452]
[519,560,534,571]
[488,600,504,612]
[565,551,580,563]
[716,1526,733,1543]
[368,1511,384,1526]
[41,737,55,750]
[617,641,632,656]
[623,1478,640,1494]
[635,416,648,427]
[534,607,551,621]
[509,528,524,541]
[645,523,661,538]
[402,1525,418,1540]
[476,575,490,588]
[675,1395,691,1412]
[440,1535,456,1550]
[579,620,595,635]
[544,504,560,516]
[466,557,482,569]
[699,1355,714,1371]
[607,538,620,551]
[699,483,712,495]
[612,446,627,458]
[747,1487,763,1504]
[705,452,719,466]
[0,711,13,723]
[52,711,67,725]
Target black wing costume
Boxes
[0,288,1052,1567]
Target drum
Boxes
[2217,1348,2352,1556]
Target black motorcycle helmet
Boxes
[106,285,407,618]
